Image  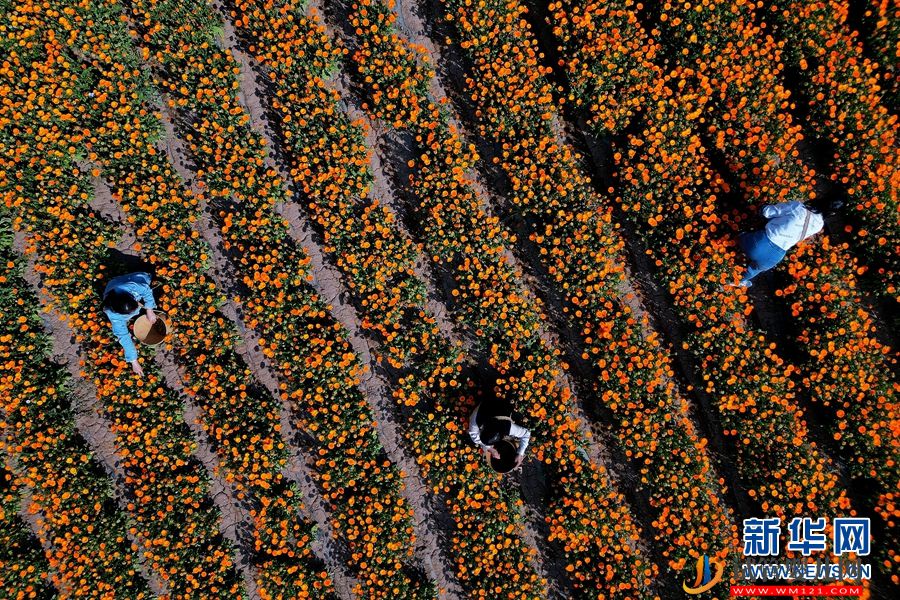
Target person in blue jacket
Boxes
[102,272,158,376]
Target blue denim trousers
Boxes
[739,230,786,281]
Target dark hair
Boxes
[480,417,512,446]
[103,289,139,314]
[806,197,843,218]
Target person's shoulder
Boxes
[109,271,148,283]
[104,274,130,293]
[788,201,811,219]
[112,272,152,287]
[813,212,826,229]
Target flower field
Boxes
[0,0,897,598]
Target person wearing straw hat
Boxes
[102,271,158,376]
[468,398,531,472]
[732,198,842,288]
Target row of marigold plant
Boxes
[644,0,899,582]
[0,207,153,597]
[344,0,743,587]
[548,0,888,588]
[0,467,54,599]
[443,0,861,580]
[118,0,430,596]
[763,0,900,301]
[229,0,549,596]
[645,2,900,343]
[0,215,60,598]
[654,0,899,465]
[862,0,900,110]
[343,0,679,595]
[2,4,245,596]
[53,1,342,596]
[612,76,875,592]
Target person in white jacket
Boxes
[468,400,531,471]
[735,198,841,287]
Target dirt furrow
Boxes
[323,0,697,592]
[150,105,363,598]
[202,6,474,596]
[346,96,466,352]
[162,359,263,600]
[332,88,555,598]
[150,29,458,593]
[282,454,360,600]
[85,172,267,598]
[12,495,58,593]
[15,229,168,598]
[203,273,361,600]
[296,12,565,588]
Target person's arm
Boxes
[469,406,499,461]
[468,407,485,448]
[509,423,531,456]
[107,310,139,364]
[761,201,796,219]
[133,273,156,310]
